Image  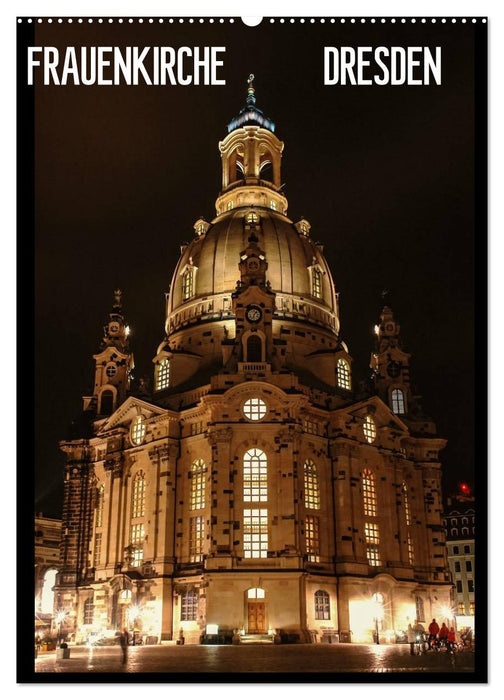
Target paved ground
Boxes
[33,643,476,677]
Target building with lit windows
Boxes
[54,80,451,645]
[443,490,475,629]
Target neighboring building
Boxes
[443,490,475,626]
[35,512,62,636]
[54,80,452,645]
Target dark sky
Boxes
[30,18,480,517]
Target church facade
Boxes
[55,80,452,645]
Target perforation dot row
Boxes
[17,17,488,25]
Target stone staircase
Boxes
[239,634,274,644]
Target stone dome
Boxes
[166,207,339,338]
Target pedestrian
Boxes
[407,623,416,655]
[428,618,439,650]
[119,627,129,664]
[439,622,449,648]
[447,627,456,653]
[413,620,426,653]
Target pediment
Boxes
[346,395,409,433]
[97,396,168,434]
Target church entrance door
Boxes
[247,602,266,633]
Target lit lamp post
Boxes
[371,594,384,645]
[55,610,67,646]
[128,605,141,645]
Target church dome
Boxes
[165,79,339,341]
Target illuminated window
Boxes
[119,589,131,604]
[407,533,414,565]
[83,597,94,625]
[243,448,268,502]
[131,472,146,519]
[156,359,170,390]
[391,388,406,414]
[130,523,145,545]
[189,516,205,562]
[227,200,234,211]
[415,595,425,622]
[314,590,330,620]
[362,469,377,517]
[365,522,381,566]
[247,588,265,599]
[131,416,146,446]
[182,268,194,300]
[304,459,320,510]
[131,546,143,567]
[337,358,351,390]
[363,415,376,443]
[458,602,465,614]
[243,397,267,421]
[190,459,207,510]
[270,200,277,210]
[469,602,475,615]
[243,509,268,558]
[312,268,322,298]
[181,590,198,621]
[305,515,320,562]
[95,484,105,527]
[190,421,204,436]
[403,483,411,526]
[246,211,259,225]
[93,532,102,567]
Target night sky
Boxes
[29,18,481,517]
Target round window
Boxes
[243,397,267,421]
[131,415,146,445]
[105,363,117,378]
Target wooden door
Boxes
[247,602,266,633]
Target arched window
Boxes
[391,388,406,415]
[304,460,320,510]
[100,390,114,415]
[131,415,146,446]
[83,597,94,625]
[247,334,262,362]
[131,472,146,519]
[362,469,377,517]
[305,515,320,562]
[95,484,105,527]
[182,268,194,300]
[314,590,330,620]
[181,590,198,621]
[156,358,170,390]
[337,358,351,390]
[190,459,207,510]
[312,268,322,298]
[363,415,376,443]
[40,569,57,614]
[243,449,267,502]
[415,595,425,622]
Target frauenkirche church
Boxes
[55,78,451,645]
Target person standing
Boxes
[447,627,456,653]
[438,622,449,648]
[428,618,439,649]
[119,628,129,664]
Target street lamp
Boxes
[371,594,384,645]
[55,609,67,646]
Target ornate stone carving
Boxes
[207,427,233,445]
